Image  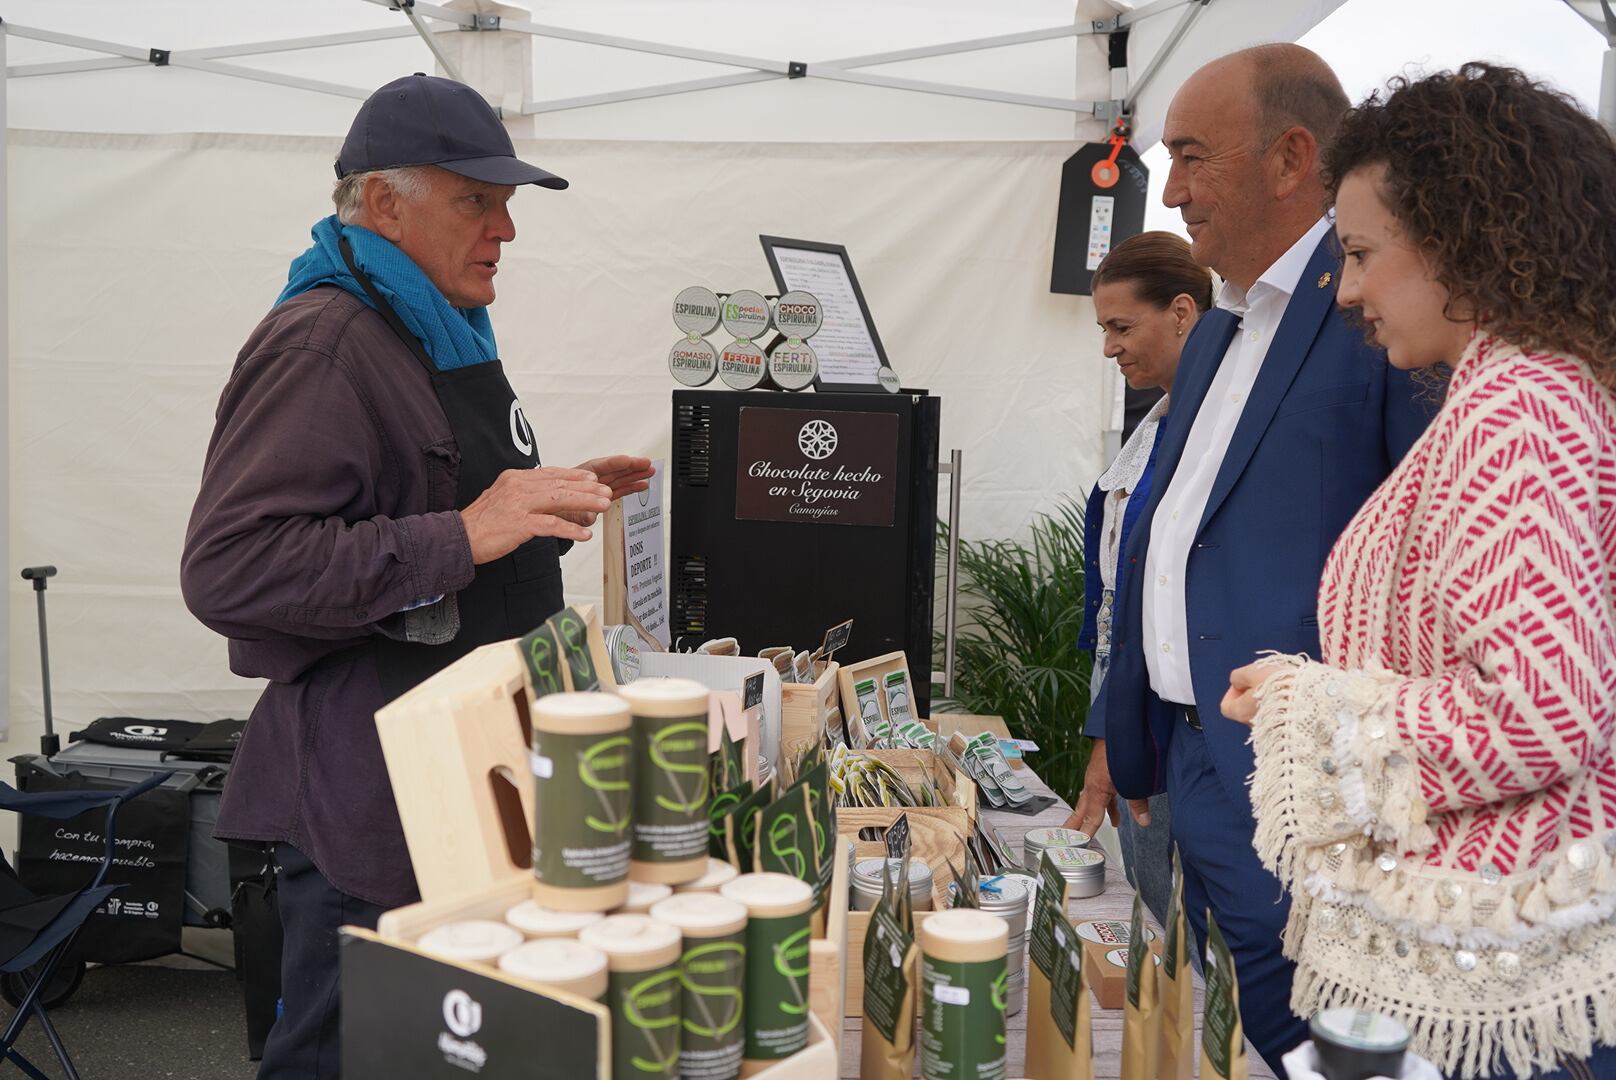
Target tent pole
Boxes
[0,19,11,742]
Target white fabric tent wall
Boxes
[2,0,1348,765]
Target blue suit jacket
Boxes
[1094,235,1433,805]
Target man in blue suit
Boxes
[1078,44,1432,1069]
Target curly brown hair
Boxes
[1322,63,1616,383]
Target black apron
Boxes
[339,238,565,701]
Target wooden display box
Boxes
[1074,919,1162,1010]
[780,661,839,751]
[836,779,972,1016]
[836,651,913,744]
[369,875,838,1078]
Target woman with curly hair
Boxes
[1220,64,1616,1079]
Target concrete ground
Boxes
[5,929,256,1080]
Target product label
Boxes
[773,290,823,337]
[1126,893,1149,1009]
[725,784,773,870]
[720,289,771,339]
[768,341,817,390]
[669,336,718,387]
[607,963,681,1079]
[673,286,722,335]
[743,912,811,1061]
[863,902,913,1044]
[759,786,812,881]
[1076,919,1150,946]
[1163,850,1185,980]
[554,607,601,691]
[1201,915,1241,1080]
[733,406,900,528]
[1029,853,1070,981]
[920,954,1008,1080]
[531,729,631,889]
[708,781,751,859]
[1051,932,1085,1049]
[718,342,765,389]
[678,929,746,1079]
[633,711,710,864]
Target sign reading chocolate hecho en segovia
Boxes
[735,407,898,527]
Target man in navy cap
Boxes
[181,74,653,1078]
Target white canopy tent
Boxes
[0,0,1353,756]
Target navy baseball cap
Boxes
[337,73,567,189]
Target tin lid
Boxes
[648,893,748,936]
[418,919,524,963]
[673,286,722,335]
[772,290,823,338]
[718,340,766,390]
[677,857,740,893]
[852,857,934,897]
[619,881,673,913]
[498,939,609,998]
[1103,947,1161,970]
[669,335,718,387]
[917,908,1009,964]
[720,872,815,918]
[1025,827,1091,853]
[505,900,606,938]
[720,289,772,339]
[767,340,818,391]
[579,914,683,970]
[975,874,1030,913]
[1047,847,1107,880]
[617,677,708,714]
[1074,919,1155,946]
[1310,1008,1411,1052]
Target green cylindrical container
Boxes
[531,692,632,912]
[620,679,711,885]
[650,893,748,1080]
[580,914,685,1080]
[917,908,1010,1080]
[719,873,815,1074]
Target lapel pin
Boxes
[1317,271,1333,289]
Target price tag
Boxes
[819,619,854,658]
[743,671,765,711]
[934,985,970,1006]
[885,814,911,861]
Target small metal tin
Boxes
[1046,847,1107,898]
[1309,1008,1410,1080]
[718,340,766,390]
[977,874,1031,1016]
[766,339,818,391]
[601,625,643,683]
[668,335,718,386]
[672,285,722,336]
[850,857,934,912]
[720,289,772,339]
[771,290,823,339]
[1023,827,1091,873]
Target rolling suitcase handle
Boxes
[21,565,60,757]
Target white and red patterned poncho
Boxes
[1248,333,1616,1079]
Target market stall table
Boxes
[837,754,1276,1079]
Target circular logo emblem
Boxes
[442,990,482,1038]
[797,419,838,460]
[509,401,534,457]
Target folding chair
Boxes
[0,770,173,1080]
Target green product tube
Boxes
[917,908,1010,1080]
[580,915,685,1080]
[719,873,816,1073]
[650,893,748,1080]
[620,678,712,885]
[531,691,633,912]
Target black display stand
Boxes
[670,390,941,715]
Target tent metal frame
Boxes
[1,0,1217,123]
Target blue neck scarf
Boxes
[277,215,498,370]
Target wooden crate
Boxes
[780,661,840,750]
[835,771,973,1015]
[378,874,838,1078]
[838,748,976,827]
[374,640,537,902]
[808,837,852,1060]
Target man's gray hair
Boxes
[332,166,433,225]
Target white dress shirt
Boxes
[1141,215,1332,705]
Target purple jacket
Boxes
[182,286,476,906]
